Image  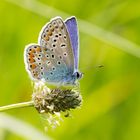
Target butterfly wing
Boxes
[39,17,74,73]
[24,17,75,84]
[65,17,79,71]
[24,44,69,83]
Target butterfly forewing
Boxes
[39,17,74,73]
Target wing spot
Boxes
[51,49,54,52]
[59,56,62,59]
[46,55,49,58]
[41,72,44,75]
[36,47,41,52]
[64,35,67,39]
[64,53,67,56]
[53,39,57,42]
[47,61,51,65]
[30,64,36,69]
[50,72,53,75]
[29,58,35,63]
[40,67,43,70]
[51,55,55,58]
[60,44,66,48]
[55,34,58,38]
[44,48,48,51]
[52,67,56,71]
[57,61,61,65]
[39,63,42,65]
[52,44,56,47]
[59,33,62,36]
[48,31,52,36]
[45,36,49,41]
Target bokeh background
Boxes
[0,0,140,140]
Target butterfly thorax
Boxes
[62,71,82,85]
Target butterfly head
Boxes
[74,71,83,80]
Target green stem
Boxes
[0,101,34,112]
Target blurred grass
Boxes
[1,0,140,140]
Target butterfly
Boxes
[24,16,82,86]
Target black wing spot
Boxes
[41,72,44,75]
[53,39,57,42]
[50,72,53,75]
[51,55,55,58]
[47,61,51,65]
[52,44,56,47]
[52,67,56,70]
[60,44,66,48]
[57,61,61,65]
[55,34,58,38]
[64,53,67,56]
[59,56,62,59]
[64,35,66,39]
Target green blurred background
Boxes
[1,0,140,140]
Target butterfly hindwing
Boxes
[24,44,68,83]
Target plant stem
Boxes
[0,101,34,112]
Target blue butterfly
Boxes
[24,16,82,86]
